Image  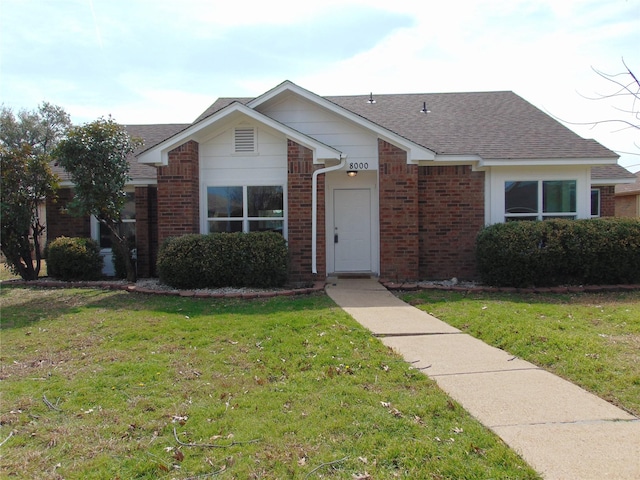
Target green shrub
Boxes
[157,232,288,289]
[476,218,640,287]
[46,237,103,281]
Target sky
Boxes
[1,0,639,171]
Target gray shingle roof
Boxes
[615,171,640,195]
[52,123,189,182]
[591,164,636,181]
[194,90,618,161]
[325,91,618,160]
[56,88,626,184]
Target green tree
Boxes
[53,117,142,282]
[0,103,70,280]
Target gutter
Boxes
[311,155,347,274]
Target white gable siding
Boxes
[259,95,379,169]
[199,123,287,186]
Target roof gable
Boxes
[137,101,342,165]
[247,81,436,161]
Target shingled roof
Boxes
[52,123,188,183]
[194,90,618,161]
[54,88,631,185]
[615,171,640,195]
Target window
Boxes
[591,189,601,217]
[99,192,136,248]
[505,180,576,221]
[207,185,283,234]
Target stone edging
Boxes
[2,279,327,299]
[380,281,640,294]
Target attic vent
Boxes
[234,127,255,153]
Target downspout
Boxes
[312,154,347,274]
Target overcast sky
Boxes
[1,0,638,171]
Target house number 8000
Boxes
[349,162,369,170]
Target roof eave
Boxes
[478,156,619,167]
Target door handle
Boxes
[334,234,339,244]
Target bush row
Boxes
[156,232,288,289]
[46,236,103,281]
[476,218,640,287]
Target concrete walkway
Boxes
[326,277,640,480]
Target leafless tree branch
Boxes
[173,427,260,448]
[304,456,349,479]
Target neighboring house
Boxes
[615,171,640,217]
[47,81,635,282]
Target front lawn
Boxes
[401,290,640,416]
[0,287,538,479]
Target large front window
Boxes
[207,185,283,234]
[505,180,576,221]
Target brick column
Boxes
[156,141,200,245]
[418,166,484,280]
[598,186,615,217]
[378,139,419,281]
[135,186,158,277]
[287,140,325,284]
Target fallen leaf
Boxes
[380,401,391,408]
[352,473,371,479]
[173,449,184,462]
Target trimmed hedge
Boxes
[156,232,288,289]
[476,218,640,287]
[46,237,103,281]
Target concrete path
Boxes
[326,277,640,480]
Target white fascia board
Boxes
[418,154,483,166]
[479,156,619,167]
[137,101,341,166]
[250,81,437,161]
[591,177,638,186]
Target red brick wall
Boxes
[45,188,91,243]
[135,186,158,277]
[287,140,325,284]
[598,186,615,217]
[615,194,639,217]
[156,141,200,245]
[378,139,419,281]
[418,166,485,280]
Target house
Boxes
[47,81,635,282]
[615,171,640,217]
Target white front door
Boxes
[334,189,372,272]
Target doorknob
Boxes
[334,233,339,244]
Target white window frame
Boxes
[206,184,286,237]
[504,179,577,222]
[590,188,601,218]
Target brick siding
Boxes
[598,186,615,217]
[378,139,419,281]
[418,165,485,280]
[287,140,325,284]
[615,194,639,217]
[156,141,200,245]
[45,188,91,243]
